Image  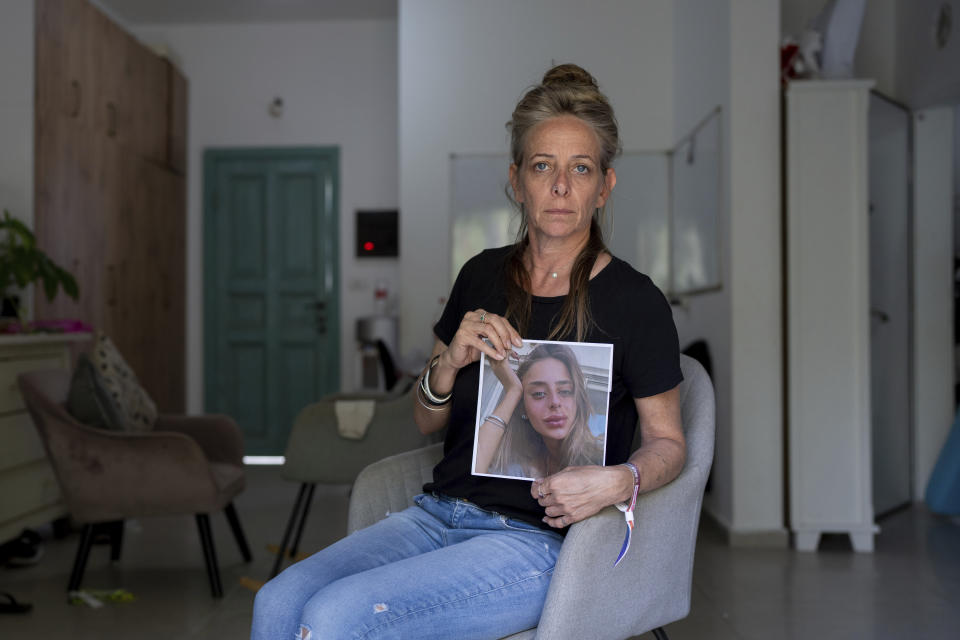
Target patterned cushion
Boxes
[66,353,126,431]
[91,332,157,432]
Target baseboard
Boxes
[701,510,790,549]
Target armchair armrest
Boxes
[34,408,227,522]
[347,443,444,534]
[536,460,710,640]
[154,413,244,465]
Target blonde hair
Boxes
[504,64,622,341]
[489,344,604,477]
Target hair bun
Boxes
[541,64,599,91]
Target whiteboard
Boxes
[449,153,518,284]
[449,108,722,296]
[605,152,670,291]
[670,108,722,293]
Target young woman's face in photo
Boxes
[521,357,577,442]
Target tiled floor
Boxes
[2,465,959,639]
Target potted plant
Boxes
[0,209,79,329]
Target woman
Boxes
[251,63,686,640]
[475,343,604,478]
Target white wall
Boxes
[132,20,399,411]
[397,0,674,363]
[727,0,784,539]
[781,0,897,97]
[913,107,955,499]
[783,0,960,108]
[895,0,960,108]
[671,0,735,528]
[0,0,34,228]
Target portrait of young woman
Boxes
[473,341,612,480]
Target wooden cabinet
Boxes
[34,0,186,412]
[0,334,91,543]
[167,64,188,174]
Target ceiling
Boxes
[97,0,397,24]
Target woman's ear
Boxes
[595,167,617,208]
[509,163,524,204]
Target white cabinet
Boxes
[785,80,878,552]
[0,333,90,542]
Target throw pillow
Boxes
[66,353,126,431]
[91,332,157,432]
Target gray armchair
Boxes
[347,354,715,640]
[17,370,252,598]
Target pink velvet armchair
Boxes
[18,369,252,598]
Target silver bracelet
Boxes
[416,384,450,412]
[484,414,508,429]
[420,355,452,405]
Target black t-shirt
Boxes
[425,245,683,531]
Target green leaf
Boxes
[0,209,78,304]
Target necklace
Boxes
[551,272,558,278]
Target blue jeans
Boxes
[250,493,563,640]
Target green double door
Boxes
[204,148,339,455]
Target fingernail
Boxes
[494,353,504,360]
[514,338,523,347]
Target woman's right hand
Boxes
[442,309,523,372]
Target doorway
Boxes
[868,92,913,517]
[203,147,340,455]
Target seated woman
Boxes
[475,343,604,478]
[251,63,686,640]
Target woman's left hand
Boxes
[531,465,632,528]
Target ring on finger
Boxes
[479,311,487,324]
[538,487,545,499]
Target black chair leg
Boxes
[271,483,309,578]
[107,520,124,562]
[289,483,317,559]
[224,502,252,562]
[195,514,223,598]
[652,627,670,640]
[67,524,95,592]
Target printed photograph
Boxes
[472,340,614,481]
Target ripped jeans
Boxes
[250,493,563,640]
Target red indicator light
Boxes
[363,241,375,251]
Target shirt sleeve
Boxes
[621,277,684,398]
